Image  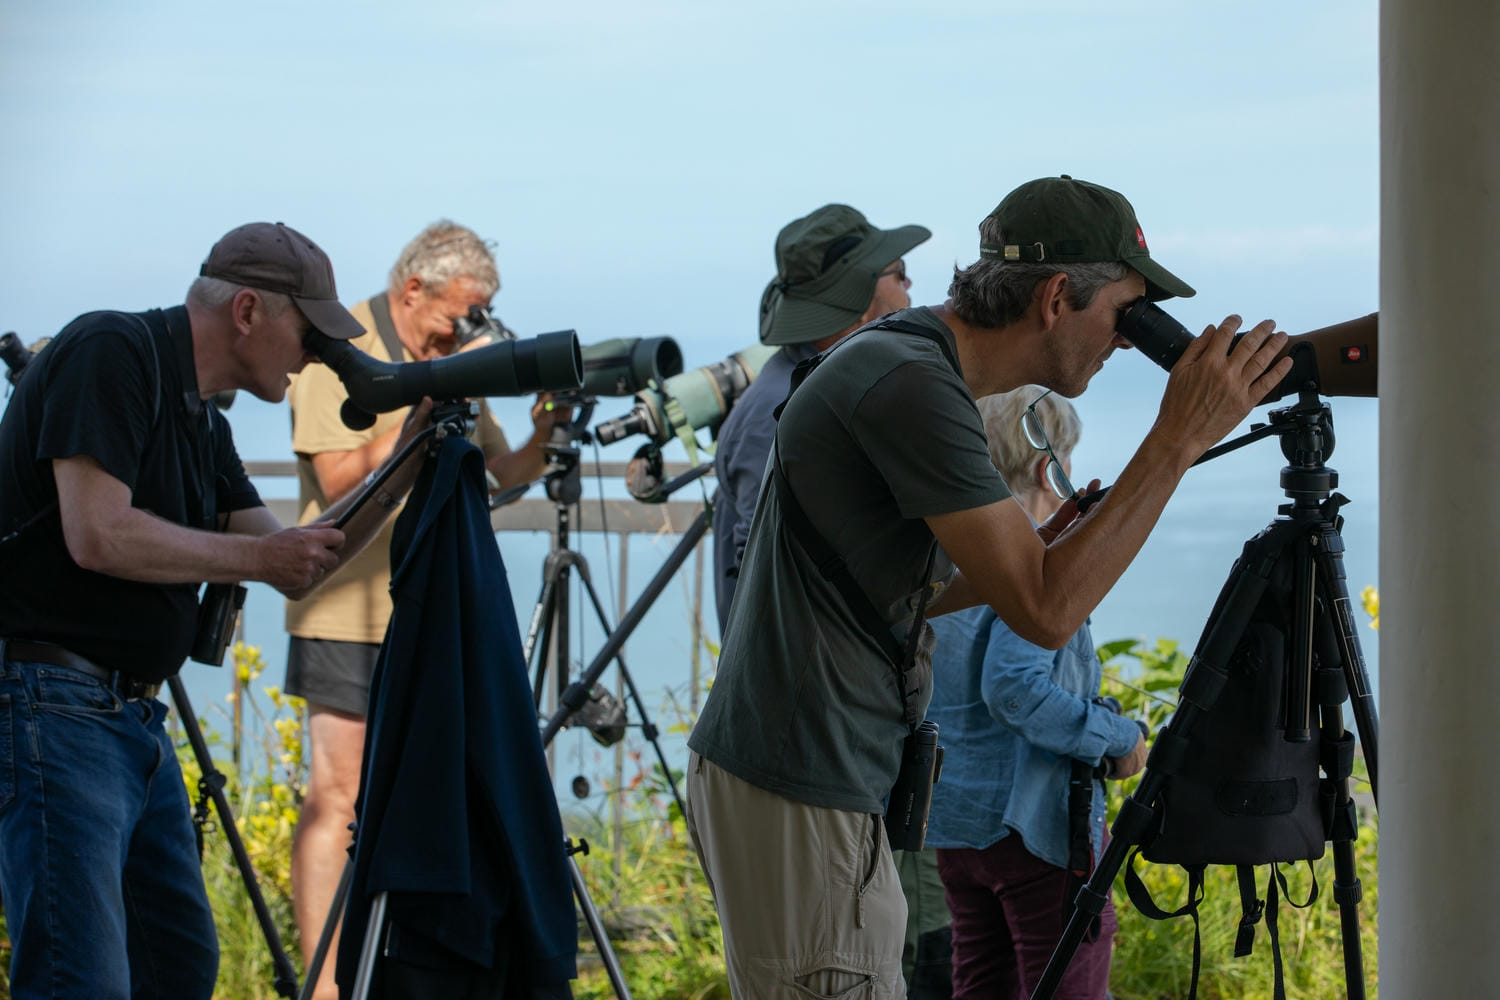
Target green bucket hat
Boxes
[979,175,1194,301]
[759,204,931,346]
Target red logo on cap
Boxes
[1343,346,1364,363]
[1136,227,1148,250]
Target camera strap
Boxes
[367,292,407,365]
[769,316,958,731]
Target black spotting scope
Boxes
[305,329,584,430]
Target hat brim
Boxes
[762,224,932,346]
[1127,253,1195,301]
[295,296,366,341]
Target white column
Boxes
[1381,1,1500,993]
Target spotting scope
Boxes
[594,345,778,447]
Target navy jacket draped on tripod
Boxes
[337,435,577,997]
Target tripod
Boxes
[169,675,300,998]
[1032,390,1378,1000]
[521,418,689,822]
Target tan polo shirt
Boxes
[284,295,509,644]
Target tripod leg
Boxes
[1312,527,1378,802]
[168,676,301,998]
[348,890,389,1000]
[574,571,689,820]
[298,856,354,1000]
[1312,606,1369,1000]
[526,576,559,709]
[571,853,635,1000]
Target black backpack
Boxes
[1122,528,1360,1000]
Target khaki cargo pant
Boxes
[686,752,907,999]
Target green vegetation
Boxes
[0,626,1380,998]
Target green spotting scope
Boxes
[579,337,683,397]
[593,344,779,447]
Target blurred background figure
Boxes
[925,387,1147,1000]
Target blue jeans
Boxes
[0,660,218,999]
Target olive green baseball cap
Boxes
[979,175,1194,301]
[759,204,931,346]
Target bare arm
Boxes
[55,456,342,595]
[486,437,548,491]
[927,316,1292,649]
[308,423,404,504]
[484,394,564,490]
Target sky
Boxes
[1,2,1381,787]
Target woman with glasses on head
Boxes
[924,387,1147,1000]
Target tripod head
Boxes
[1269,390,1339,514]
[540,393,598,507]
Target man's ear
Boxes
[400,276,426,309]
[1035,271,1070,332]
[230,289,259,335]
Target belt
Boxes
[1,639,164,701]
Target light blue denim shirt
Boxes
[925,605,1141,868]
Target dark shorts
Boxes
[284,637,381,716]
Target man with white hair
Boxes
[284,219,560,999]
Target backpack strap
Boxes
[1124,850,1206,999]
[1234,864,1266,958]
[1065,760,1101,940]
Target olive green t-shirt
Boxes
[689,308,1010,813]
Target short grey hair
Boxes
[186,276,291,316]
[387,220,499,299]
[975,386,1081,493]
[949,215,1130,327]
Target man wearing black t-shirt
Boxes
[0,222,431,999]
[686,177,1296,999]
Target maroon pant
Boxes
[936,836,1116,1000]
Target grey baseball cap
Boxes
[759,204,931,346]
[199,222,365,339]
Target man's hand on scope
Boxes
[1154,315,1292,458]
[257,525,345,594]
[531,392,573,437]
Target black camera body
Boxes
[2,331,34,387]
[884,720,943,852]
[452,306,517,349]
